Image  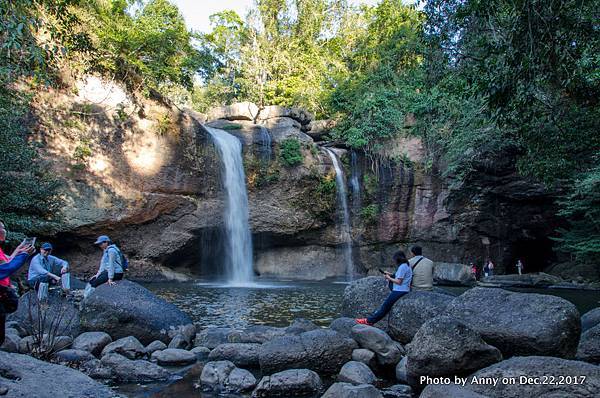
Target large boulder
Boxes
[208,343,261,367]
[352,348,377,368]
[444,288,580,358]
[330,317,358,338]
[259,329,355,375]
[321,382,383,398]
[0,332,20,353]
[151,348,197,366]
[351,324,403,366]
[100,336,146,359]
[479,273,563,288]
[207,101,259,121]
[145,340,167,355]
[341,277,391,328]
[80,280,192,345]
[338,361,377,385]
[581,307,600,332]
[464,356,600,398]
[405,316,502,381]
[576,323,600,364]
[285,318,319,335]
[0,351,115,397]
[252,369,322,397]
[227,368,257,392]
[72,332,112,357]
[258,105,314,126]
[7,291,80,337]
[388,291,453,344]
[100,353,170,381]
[434,263,476,286]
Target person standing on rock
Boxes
[27,242,70,293]
[516,259,523,275]
[356,250,412,326]
[408,246,434,291]
[487,259,495,276]
[84,235,124,297]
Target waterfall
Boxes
[350,150,361,212]
[258,126,272,163]
[205,126,253,285]
[324,148,354,280]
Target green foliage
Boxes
[553,164,600,262]
[278,138,303,167]
[360,204,379,224]
[0,88,60,240]
[221,123,243,130]
[73,139,92,161]
[300,173,337,221]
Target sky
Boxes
[171,0,394,33]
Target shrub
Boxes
[278,137,303,167]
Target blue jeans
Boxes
[367,291,408,324]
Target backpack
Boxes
[109,245,129,272]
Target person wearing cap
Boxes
[27,242,70,291]
[89,235,124,288]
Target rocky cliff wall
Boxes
[29,77,560,280]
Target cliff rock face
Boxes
[32,79,559,280]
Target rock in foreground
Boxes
[80,280,192,344]
[253,369,322,397]
[0,351,115,398]
[444,288,580,358]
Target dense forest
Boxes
[1,0,598,264]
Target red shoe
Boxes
[356,318,373,326]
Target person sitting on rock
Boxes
[408,245,434,291]
[88,235,124,291]
[27,242,70,292]
[356,250,412,326]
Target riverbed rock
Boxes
[168,334,188,349]
[145,340,168,355]
[100,336,146,359]
[252,369,322,397]
[388,291,453,344]
[581,307,600,332]
[341,277,391,329]
[79,358,114,380]
[576,323,600,364]
[464,356,600,397]
[351,324,403,367]
[338,361,377,385]
[0,351,115,397]
[191,346,211,360]
[285,318,319,335]
[18,335,36,354]
[321,382,383,398]
[194,327,235,349]
[72,332,112,357]
[5,322,27,337]
[420,385,490,398]
[479,273,563,288]
[330,317,358,338]
[7,291,80,337]
[227,368,257,392]
[53,349,95,365]
[80,280,192,345]
[434,263,476,286]
[395,357,409,384]
[209,343,261,367]
[151,348,197,366]
[406,316,502,380]
[52,335,73,352]
[101,353,170,381]
[228,325,286,343]
[352,349,377,368]
[200,360,236,390]
[259,329,355,375]
[444,287,580,358]
[380,385,413,398]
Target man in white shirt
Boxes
[27,242,70,291]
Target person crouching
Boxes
[27,242,71,294]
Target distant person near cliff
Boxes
[516,259,524,275]
[408,246,434,291]
[356,250,412,326]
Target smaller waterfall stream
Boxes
[325,148,354,280]
[205,126,254,285]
